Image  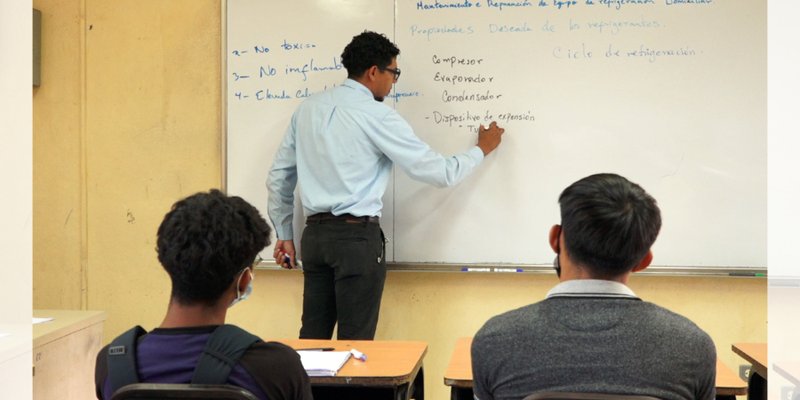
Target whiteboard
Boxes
[225,0,766,270]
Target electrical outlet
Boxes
[739,365,751,380]
[781,386,795,400]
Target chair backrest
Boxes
[523,392,661,400]
[110,383,259,400]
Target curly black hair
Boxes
[156,189,271,305]
[341,31,400,79]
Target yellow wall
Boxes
[32,1,766,400]
[32,0,84,309]
[83,0,223,329]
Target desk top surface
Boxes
[445,337,746,396]
[732,342,768,378]
[277,339,427,386]
[444,337,473,386]
[33,309,106,347]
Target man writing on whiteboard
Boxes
[267,31,505,340]
[471,173,716,400]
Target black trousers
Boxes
[299,220,386,340]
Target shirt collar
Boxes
[545,279,639,299]
[149,325,221,335]
[342,78,373,97]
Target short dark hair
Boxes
[341,31,400,79]
[156,189,271,305]
[558,173,661,277]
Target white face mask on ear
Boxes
[553,255,561,278]
[229,268,254,308]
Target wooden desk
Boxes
[443,337,473,400]
[715,358,750,399]
[279,339,427,400]
[33,309,106,400]
[732,342,768,400]
[445,337,746,400]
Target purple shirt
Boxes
[100,327,267,399]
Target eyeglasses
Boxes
[380,66,401,82]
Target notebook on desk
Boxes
[297,350,352,376]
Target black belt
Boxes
[306,212,379,224]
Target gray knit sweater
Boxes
[472,297,716,400]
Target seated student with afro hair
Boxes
[95,189,312,400]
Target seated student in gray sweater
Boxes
[472,173,716,400]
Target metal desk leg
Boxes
[747,371,767,400]
[395,365,425,400]
[451,387,473,400]
[411,365,424,400]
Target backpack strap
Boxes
[190,325,262,384]
[106,325,148,395]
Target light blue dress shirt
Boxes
[267,79,485,240]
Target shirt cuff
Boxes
[469,146,486,162]
[275,225,294,241]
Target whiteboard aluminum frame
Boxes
[250,261,766,277]
[221,0,228,192]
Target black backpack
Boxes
[106,325,261,395]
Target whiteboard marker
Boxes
[460,267,491,272]
[281,255,302,270]
[350,348,367,361]
[494,268,524,273]
[728,272,766,277]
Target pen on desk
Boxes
[460,267,491,272]
[350,348,367,361]
[296,347,335,351]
